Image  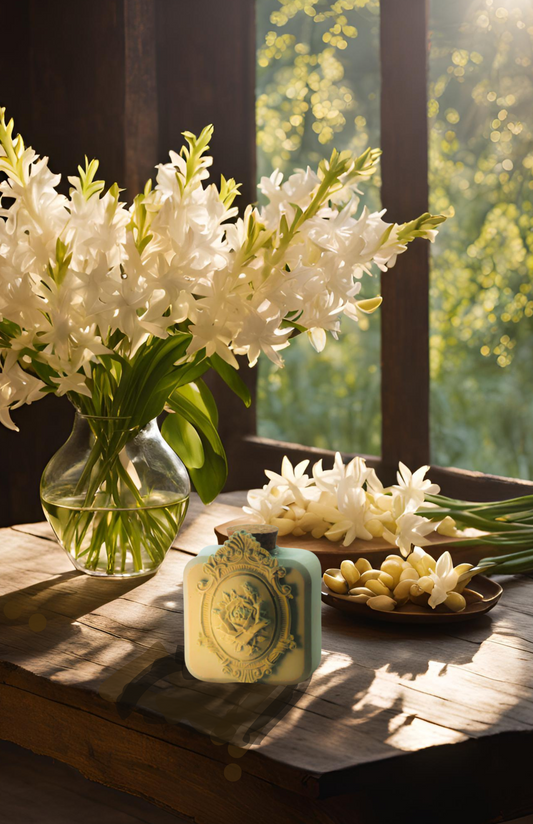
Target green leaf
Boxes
[189,447,227,505]
[30,358,60,387]
[174,356,210,388]
[76,156,105,200]
[163,389,227,503]
[175,380,219,427]
[195,379,219,427]
[114,333,191,423]
[0,318,22,343]
[161,412,205,469]
[208,353,252,407]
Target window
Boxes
[245,0,533,499]
[429,0,533,480]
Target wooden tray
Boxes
[214,517,494,573]
[321,576,503,624]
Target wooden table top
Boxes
[1,492,533,824]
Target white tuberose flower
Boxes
[428,551,459,608]
[264,456,318,506]
[393,461,441,509]
[313,452,371,495]
[0,109,445,433]
[325,477,373,545]
[243,483,294,534]
[0,362,44,430]
[384,511,439,557]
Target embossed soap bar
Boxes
[184,525,322,684]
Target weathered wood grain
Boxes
[2,493,533,823]
[0,740,187,824]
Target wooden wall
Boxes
[0,0,257,525]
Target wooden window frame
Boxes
[229,0,533,501]
[2,0,532,528]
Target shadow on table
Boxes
[98,633,308,750]
[0,570,146,628]
[94,587,497,755]
[308,606,497,745]
[3,555,530,793]
[0,568,305,751]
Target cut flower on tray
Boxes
[244,455,454,552]
[245,454,533,575]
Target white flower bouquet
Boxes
[0,107,444,576]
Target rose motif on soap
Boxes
[225,599,254,630]
[213,582,271,654]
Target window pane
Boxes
[256,0,381,455]
[429,0,533,479]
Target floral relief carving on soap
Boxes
[197,531,296,683]
[213,583,271,654]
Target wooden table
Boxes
[1,493,533,824]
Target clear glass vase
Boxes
[40,411,190,578]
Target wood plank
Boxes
[429,463,533,501]
[236,436,380,491]
[3,496,533,821]
[380,0,430,472]
[0,740,186,824]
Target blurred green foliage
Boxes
[256,0,533,480]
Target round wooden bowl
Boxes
[321,576,503,624]
[214,518,494,573]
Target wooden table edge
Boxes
[3,657,533,806]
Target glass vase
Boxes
[40,410,190,578]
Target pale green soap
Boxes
[184,528,322,684]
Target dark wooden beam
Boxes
[22,0,159,199]
[428,464,533,502]
[380,0,430,471]
[23,0,127,191]
[124,0,159,197]
[241,436,533,501]
[155,0,258,489]
[238,436,380,491]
